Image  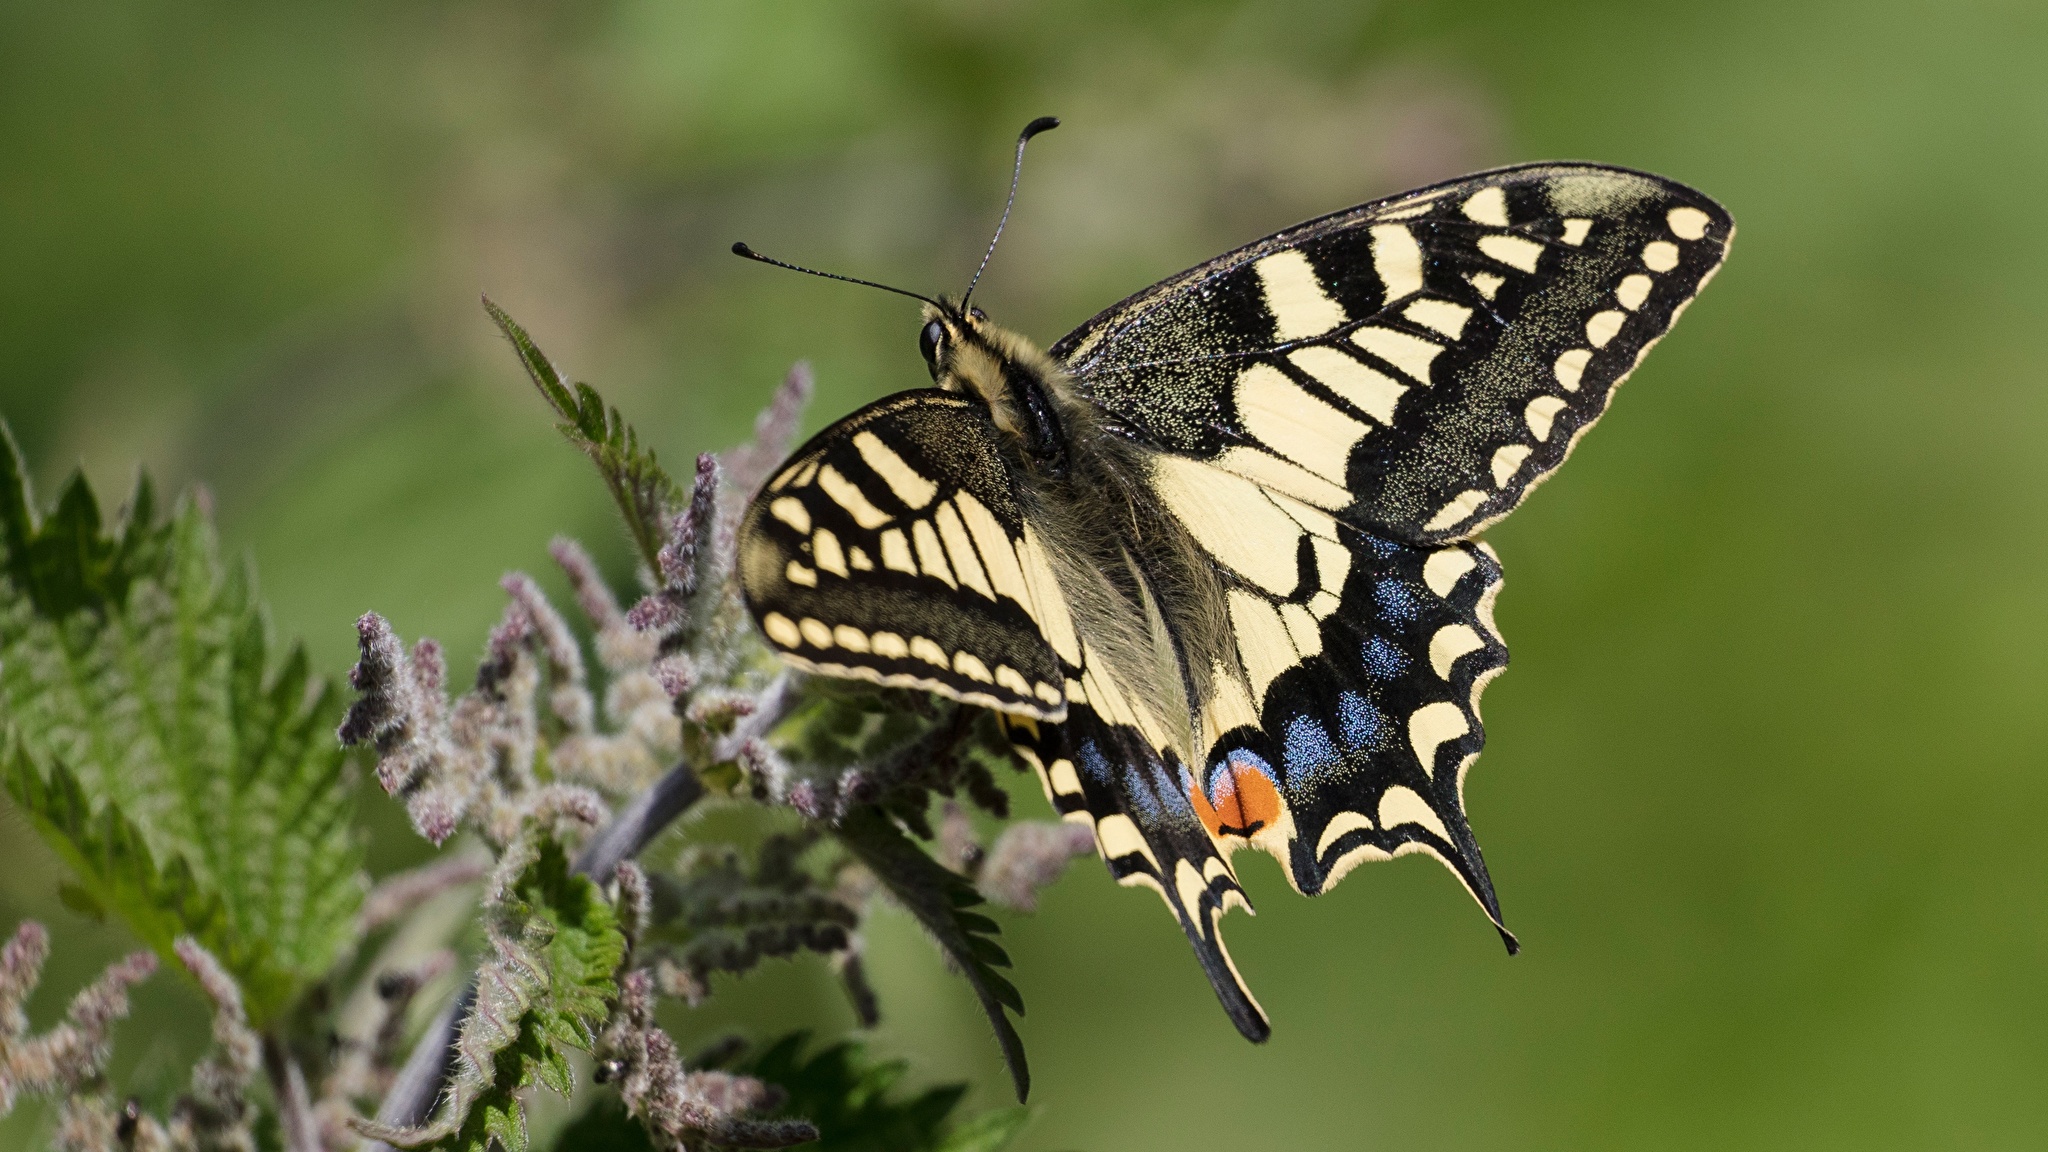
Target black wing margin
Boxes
[1054,162,1733,544]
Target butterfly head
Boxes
[919,300,1072,473]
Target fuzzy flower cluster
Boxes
[596,967,816,1150]
[0,922,155,1117]
[2,923,270,1152]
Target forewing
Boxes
[738,390,1069,718]
[1055,162,1733,544]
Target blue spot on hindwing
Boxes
[1077,739,1112,787]
[1362,636,1410,680]
[1338,691,1384,750]
[1283,715,1340,780]
[1374,578,1420,622]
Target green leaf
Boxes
[387,834,625,1152]
[2,747,294,1014]
[932,1107,1031,1152]
[741,1033,1029,1152]
[0,421,360,1026]
[833,807,1030,1100]
[484,297,683,572]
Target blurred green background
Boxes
[4,0,2046,1147]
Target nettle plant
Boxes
[0,302,1094,1152]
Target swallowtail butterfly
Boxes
[735,118,1731,1041]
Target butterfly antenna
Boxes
[729,242,946,310]
[961,115,1059,311]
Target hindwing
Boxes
[737,391,1071,718]
[1055,162,1733,543]
[1003,704,1268,1040]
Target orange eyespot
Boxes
[1190,753,1281,840]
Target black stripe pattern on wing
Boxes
[1054,163,1734,544]
[1188,521,1517,946]
[737,391,1067,718]
[1000,709,1269,1041]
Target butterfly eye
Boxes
[919,320,946,368]
[968,306,987,321]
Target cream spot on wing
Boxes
[1477,233,1544,273]
[1065,677,1087,704]
[1370,224,1425,302]
[870,631,908,659]
[1667,206,1711,240]
[1460,186,1509,226]
[955,491,1029,608]
[1476,576,1504,642]
[1234,363,1367,487]
[1643,240,1680,272]
[1281,602,1322,657]
[1404,298,1473,340]
[768,496,811,534]
[1204,857,1232,885]
[1254,249,1348,340]
[1586,310,1626,348]
[799,618,833,649]
[1554,348,1592,391]
[1096,814,1160,871]
[787,460,820,488]
[851,430,937,510]
[1490,444,1532,488]
[1616,273,1653,311]
[1351,326,1443,385]
[1423,490,1489,533]
[812,528,848,577]
[785,561,818,587]
[1560,218,1593,246]
[1048,758,1082,797]
[1019,524,1082,666]
[1423,548,1476,597]
[1428,624,1484,679]
[911,520,956,587]
[934,501,994,599]
[1287,346,1407,424]
[1378,785,1451,842]
[1176,858,1209,918]
[1309,589,1341,618]
[762,612,801,648]
[1466,271,1505,300]
[995,664,1031,697]
[1152,455,1306,597]
[1376,194,1442,220]
[817,465,890,529]
[1034,681,1062,707]
[848,546,873,571]
[1315,810,1376,858]
[909,636,948,667]
[833,625,870,653]
[1526,395,1568,441]
[1408,702,1470,777]
[878,528,916,574]
[1323,841,1394,888]
[1229,589,1301,707]
[1312,536,1351,597]
[953,651,994,683]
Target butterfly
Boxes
[734,118,1732,1041]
